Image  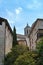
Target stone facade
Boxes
[0,22,5,65]
[17,34,30,47]
[5,25,13,54]
[17,34,27,46]
[18,40,27,46]
[0,17,13,65]
[0,17,43,65]
[24,24,31,36]
[29,19,43,50]
[17,19,43,50]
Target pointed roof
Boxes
[24,23,30,29]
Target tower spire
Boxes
[27,23,28,26]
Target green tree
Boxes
[4,45,29,65]
[14,52,36,65]
[12,26,18,47]
[36,37,43,65]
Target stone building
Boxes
[0,17,13,65]
[17,34,29,46]
[17,34,27,45]
[24,23,31,36]
[19,19,43,50]
[17,24,31,47]
[0,17,43,65]
[29,19,43,50]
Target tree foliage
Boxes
[14,53,35,65]
[36,37,43,65]
[4,38,43,65]
[4,45,29,65]
[12,26,18,47]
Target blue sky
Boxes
[0,0,43,34]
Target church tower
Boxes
[24,24,31,36]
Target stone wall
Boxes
[0,22,5,65]
[18,40,27,46]
[29,20,43,50]
[17,34,30,47]
[5,26,13,54]
[0,21,13,65]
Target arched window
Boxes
[27,29,28,34]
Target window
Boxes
[37,33,43,39]
[0,22,2,25]
[27,30,28,34]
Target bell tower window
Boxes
[27,29,28,34]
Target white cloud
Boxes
[27,0,41,9]
[15,7,22,15]
[5,8,23,29]
[5,8,24,34]
[5,7,23,24]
